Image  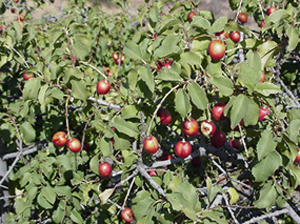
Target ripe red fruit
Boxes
[143,136,159,154]
[295,148,300,163]
[208,40,226,61]
[230,31,240,43]
[210,130,226,148]
[121,55,125,63]
[121,208,134,223]
[229,139,242,150]
[23,73,34,80]
[212,103,226,122]
[258,106,270,121]
[174,141,192,159]
[67,138,81,153]
[267,6,277,16]
[11,9,15,14]
[160,153,172,161]
[157,108,172,125]
[112,52,119,61]
[182,118,199,136]
[200,120,216,137]
[148,170,157,176]
[96,79,111,95]
[260,71,265,82]
[260,20,265,28]
[238,12,248,23]
[107,71,113,77]
[52,131,68,146]
[187,11,196,22]
[98,162,112,178]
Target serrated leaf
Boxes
[187,82,208,110]
[257,130,278,161]
[20,122,36,143]
[70,80,89,101]
[252,150,281,182]
[175,89,191,117]
[138,65,155,93]
[209,77,233,96]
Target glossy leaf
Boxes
[175,89,191,118]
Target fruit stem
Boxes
[146,84,180,137]
[79,61,108,79]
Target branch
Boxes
[88,97,122,111]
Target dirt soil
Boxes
[1,0,258,29]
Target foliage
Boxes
[0,0,299,223]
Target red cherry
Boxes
[160,153,172,161]
[98,162,112,178]
[260,20,265,28]
[187,11,196,22]
[258,106,270,121]
[208,40,226,61]
[295,148,300,163]
[267,6,277,16]
[230,31,240,43]
[143,136,159,154]
[210,130,226,148]
[229,139,242,150]
[96,79,111,95]
[121,208,134,223]
[174,141,192,159]
[182,118,199,136]
[212,104,226,122]
[112,52,119,61]
[148,170,157,176]
[52,131,68,146]
[215,30,229,39]
[157,108,172,125]
[238,12,248,23]
[200,120,216,137]
[67,138,81,153]
[23,73,34,80]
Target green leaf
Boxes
[265,9,290,24]
[179,181,198,209]
[191,16,210,30]
[229,94,248,129]
[37,194,53,209]
[110,117,139,138]
[243,98,259,126]
[123,42,144,61]
[23,78,41,100]
[71,35,91,59]
[286,26,299,51]
[201,208,227,223]
[286,119,300,143]
[175,89,191,117]
[257,40,278,68]
[41,185,56,205]
[138,65,155,93]
[209,77,233,96]
[70,208,84,224]
[187,82,208,110]
[257,130,277,161]
[252,150,282,182]
[254,182,277,208]
[70,80,89,101]
[121,105,140,119]
[156,68,182,81]
[154,34,181,58]
[52,207,64,223]
[255,82,280,96]
[20,122,36,143]
[209,17,227,33]
[179,52,202,65]
[100,137,112,157]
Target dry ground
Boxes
[1,0,258,29]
